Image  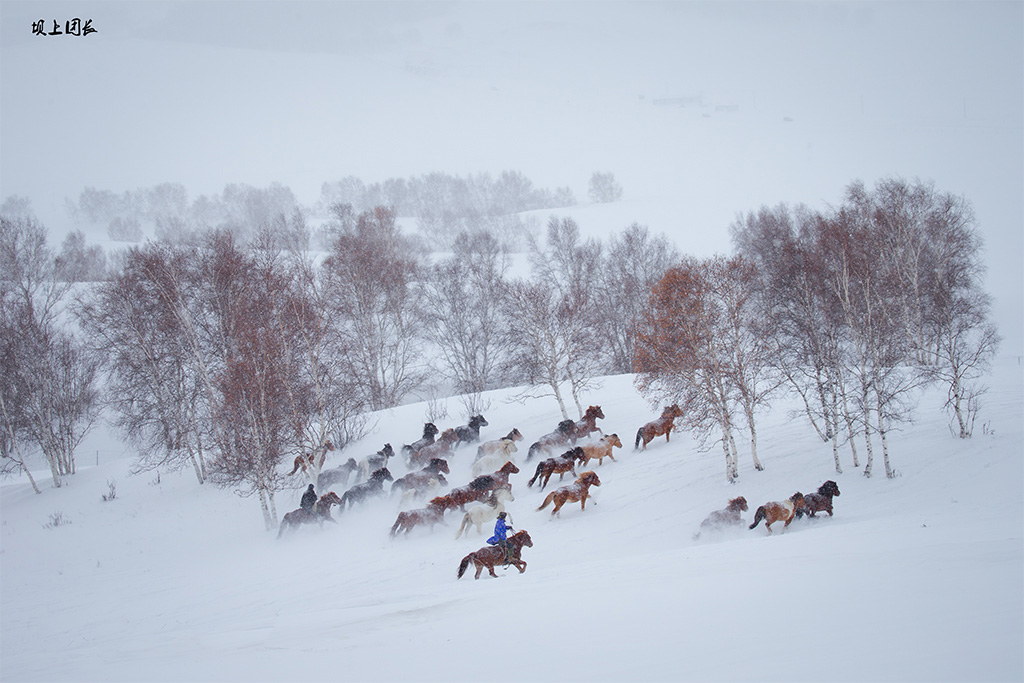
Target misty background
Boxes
[1,0,1021,353]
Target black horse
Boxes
[340,467,393,510]
[454,415,488,446]
[796,480,841,518]
[401,423,439,459]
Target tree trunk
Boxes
[721,427,736,483]
[258,486,275,531]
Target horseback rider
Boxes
[487,511,513,564]
[300,484,317,515]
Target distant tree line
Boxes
[634,178,999,482]
[1,176,998,523]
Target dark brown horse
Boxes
[797,480,840,518]
[537,471,601,517]
[277,492,343,538]
[466,460,520,492]
[749,493,805,534]
[401,422,439,460]
[694,496,749,539]
[527,447,586,489]
[390,458,451,497]
[454,414,488,445]
[409,428,459,468]
[389,505,446,536]
[457,529,534,580]
[570,406,605,443]
[430,484,492,515]
[635,405,683,450]
[339,468,393,510]
[527,419,576,461]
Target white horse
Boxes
[474,430,522,462]
[455,487,515,539]
[471,439,518,477]
[398,476,442,509]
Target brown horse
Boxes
[749,492,805,534]
[457,529,534,580]
[287,440,335,476]
[528,447,586,489]
[570,406,605,443]
[430,484,492,515]
[797,480,840,518]
[476,429,523,460]
[277,492,343,538]
[579,433,622,467]
[694,496,749,539]
[635,405,683,450]
[527,419,576,461]
[537,471,601,517]
[389,506,446,536]
[410,428,459,468]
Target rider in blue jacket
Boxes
[487,512,513,562]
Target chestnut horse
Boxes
[389,505,446,536]
[476,429,523,461]
[466,460,519,492]
[277,492,343,538]
[749,492,805,534]
[528,447,586,489]
[579,433,622,467]
[797,480,841,518]
[570,406,605,443]
[457,529,533,580]
[694,496,749,539]
[527,419,576,461]
[537,471,601,517]
[635,405,683,450]
[287,440,335,476]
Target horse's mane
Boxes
[728,496,747,511]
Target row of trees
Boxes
[634,178,999,481]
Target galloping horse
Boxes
[287,440,335,477]
[476,429,523,461]
[749,492,805,534]
[430,482,494,514]
[635,405,683,450]
[694,496,748,539]
[390,458,451,497]
[356,443,394,483]
[471,439,517,478]
[389,505,446,536]
[570,406,605,443]
[527,447,586,489]
[317,458,359,490]
[579,434,622,467]
[797,480,840,518]
[457,529,533,580]
[466,460,519,492]
[527,419,576,461]
[455,487,515,538]
[277,492,343,538]
[537,471,601,517]
[401,423,439,460]
[339,467,393,510]
[409,428,459,468]
[454,415,488,446]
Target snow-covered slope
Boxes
[2,361,1021,682]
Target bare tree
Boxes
[588,172,623,203]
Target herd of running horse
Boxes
[277,404,842,578]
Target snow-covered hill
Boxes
[2,361,1021,682]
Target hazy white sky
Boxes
[1,1,1022,351]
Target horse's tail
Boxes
[635,427,644,450]
[286,460,301,476]
[527,442,541,462]
[457,553,474,579]
[537,491,556,511]
[455,513,471,539]
[749,506,766,529]
[527,462,544,488]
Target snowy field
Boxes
[2,359,1021,682]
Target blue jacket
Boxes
[487,517,511,545]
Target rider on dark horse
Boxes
[301,484,317,517]
[487,511,513,565]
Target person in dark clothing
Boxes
[300,484,317,513]
[486,511,513,563]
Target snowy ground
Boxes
[2,359,1021,682]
